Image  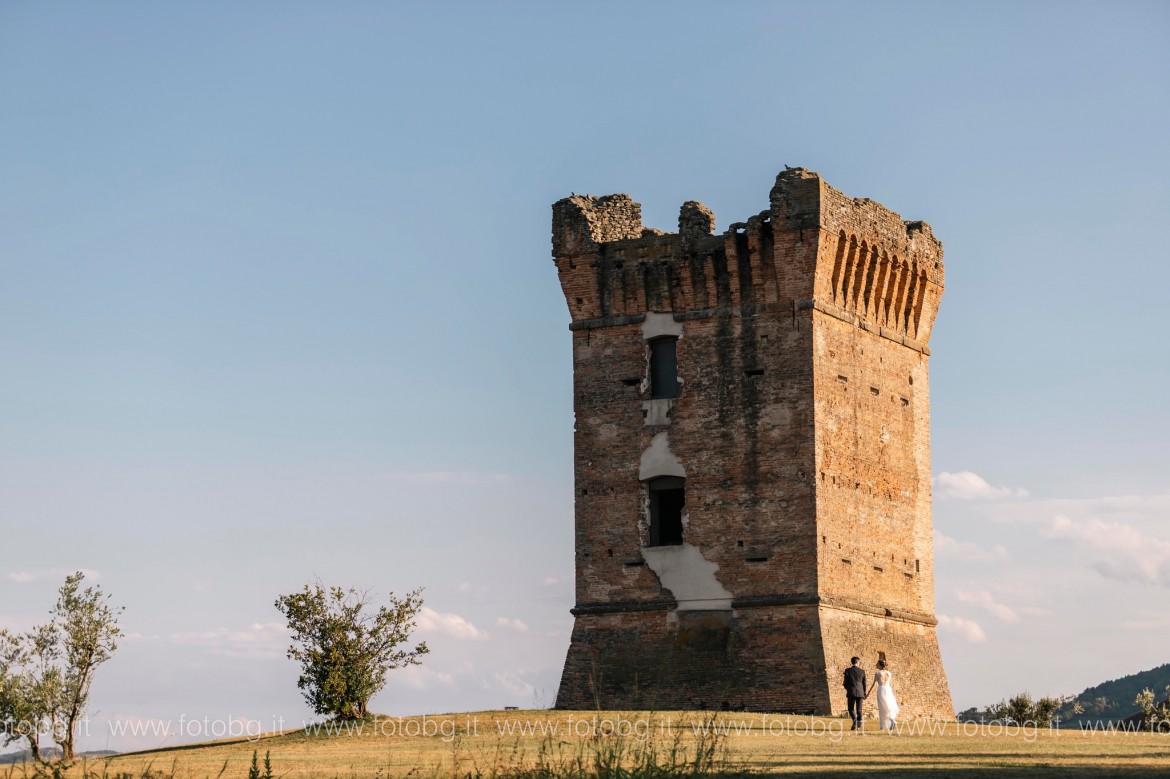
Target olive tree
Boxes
[0,572,120,763]
[0,623,62,761]
[274,584,428,720]
[1135,687,1170,732]
[51,572,123,760]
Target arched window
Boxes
[648,476,685,546]
[649,337,680,399]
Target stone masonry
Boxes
[550,168,954,718]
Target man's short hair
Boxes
[850,656,860,665]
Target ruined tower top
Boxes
[551,167,944,350]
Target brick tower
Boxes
[550,168,954,718]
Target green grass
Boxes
[3,710,1169,778]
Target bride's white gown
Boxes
[875,670,899,731]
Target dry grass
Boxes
[4,710,1169,778]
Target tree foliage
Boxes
[0,572,121,762]
[983,692,1067,726]
[274,583,428,720]
[1134,686,1170,732]
[0,623,62,761]
[52,572,124,760]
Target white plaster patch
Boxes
[642,544,733,611]
[641,312,683,341]
[638,432,686,480]
[642,398,674,426]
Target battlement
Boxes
[551,168,946,349]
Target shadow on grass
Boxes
[743,770,1167,779]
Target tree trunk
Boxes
[61,726,74,761]
[59,708,78,762]
[27,733,40,763]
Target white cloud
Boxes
[933,531,1010,563]
[416,607,489,641]
[1121,615,1170,630]
[937,614,986,643]
[494,670,536,699]
[169,622,289,659]
[935,471,1028,501]
[495,617,529,633]
[955,590,1020,623]
[1041,515,1170,587]
[392,665,456,690]
[543,577,558,586]
[457,581,490,598]
[6,568,101,584]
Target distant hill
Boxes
[1059,662,1170,725]
[0,748,117,764]
[956,663,1170,725]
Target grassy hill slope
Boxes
[4,710,1166,779]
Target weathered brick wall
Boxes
[819,607,953,719]
[552,168,953,719]
[557,606,827,712]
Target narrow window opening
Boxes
[744,368,765,377]
[621,377,640,386]
[649,337,680,399]
[915,559,920,573]
[648,476,685,546]
[746,556,769,563]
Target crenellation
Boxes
[679,200,715,253]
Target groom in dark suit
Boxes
[843,656,866,731]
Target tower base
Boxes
[555,603,953,718]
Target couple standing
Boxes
[843,656,899,732]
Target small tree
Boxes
[275,583,428,720]
[986,692,1065,726]
[50,572,124,760]
[1135,686,1170,732]
[0,624,62,762]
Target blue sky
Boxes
[1,1,1168,751]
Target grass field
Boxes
[5,710,1170,779]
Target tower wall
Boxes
[552,168,953,718]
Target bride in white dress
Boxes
[870,659,900,732]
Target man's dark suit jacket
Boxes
[843,665,866,698]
